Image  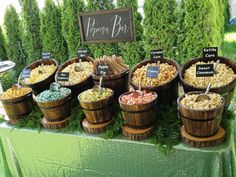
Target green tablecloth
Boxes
[0,119,235,177]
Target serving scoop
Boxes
[195,83,211,102]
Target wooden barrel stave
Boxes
[119,91,158,128]
[177,91,225,137]
[19,59,58,95]
[92,70,129,101]
[36,94,71,121]
[179,57,236,108]
[1,92,33,120]
[55,57,94,96]
[129,58,180,105]
[78,92,114,124]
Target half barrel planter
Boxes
[0,88,33,125]
[35,89,72,129]
[177,91,225,137]
[55,57,94,96]
[19,59,58,95]
[78,89,114,133]
[119,91,158,141]
[130,58,180,105]
[92,69,129,101]
[179,57,236,108]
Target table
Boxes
[0,119,235,177]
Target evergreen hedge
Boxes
[144,0,178,60]
[87,0,120,58]
[181,0,224,62]
[40,0,68,63]
[61,0,85,58]
[0,26,7,60]
[4,5,25,74]
[117,0,145,67]
[21,0,42,64]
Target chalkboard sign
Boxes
[78,8,135,44]
[150,50,163,60]
[203,47,218,58]
[42,52,51,59]
[196,64,214,77]
[77,49,88,59]
[57,72,69,81]
[96,64,109,76]
[21,69,31,78]
[146,66,159,78]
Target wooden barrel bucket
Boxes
[35,91,71,121]
[119,91,158,127]
[177,91,225,137]
[0,90,33,120]
[55,57,94,96]
[19,59,58,95]
[92,70,129,101]
[78,90,114,124]
[130,58,180,105]
[179,57,236,108]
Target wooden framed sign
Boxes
[78,8,135,44]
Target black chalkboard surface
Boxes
[78,8,135,44]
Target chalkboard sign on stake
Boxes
[42,52,51,59]
[203,47,218,58]
[146,66,159,78]
[57,72,69,82]
[150,50,163,60]
[78,8,135,44]
[77,49,88,59]
[196,64,214,77]
[21,69,31,78]
[96,64,109,76]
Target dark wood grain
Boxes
[55,57,94,96]
[19,59,58,95]
[82,118,113,133]
[36,92,71,122]
[78,91,114,124]
[177,91,225,137]
[122,125,154,141]
[0,91,33,122]
[119,91,158,127]
[92,70,129,101]
[181,126,225,147]
[129,58,180,105]
[179,57,236,108]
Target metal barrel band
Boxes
[178,111,221,121]
[2,93,32,104]
[81,100,113,111]
[38,97,71,109]
[8,111,32,119]
[121,101,157,114]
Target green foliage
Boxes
[61,0,85,58]
[4,5,26,74]
[87,0,120,58]
[21,0,42,64]
[40,0,68,63]
[0,26,8,60]
[152,103,181,155]
[102,104,124,139]
[144,0,178,60]
[15,105,43,131]
[180,0,224,62]
[117,0,145,67]
[0,70,17,91]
